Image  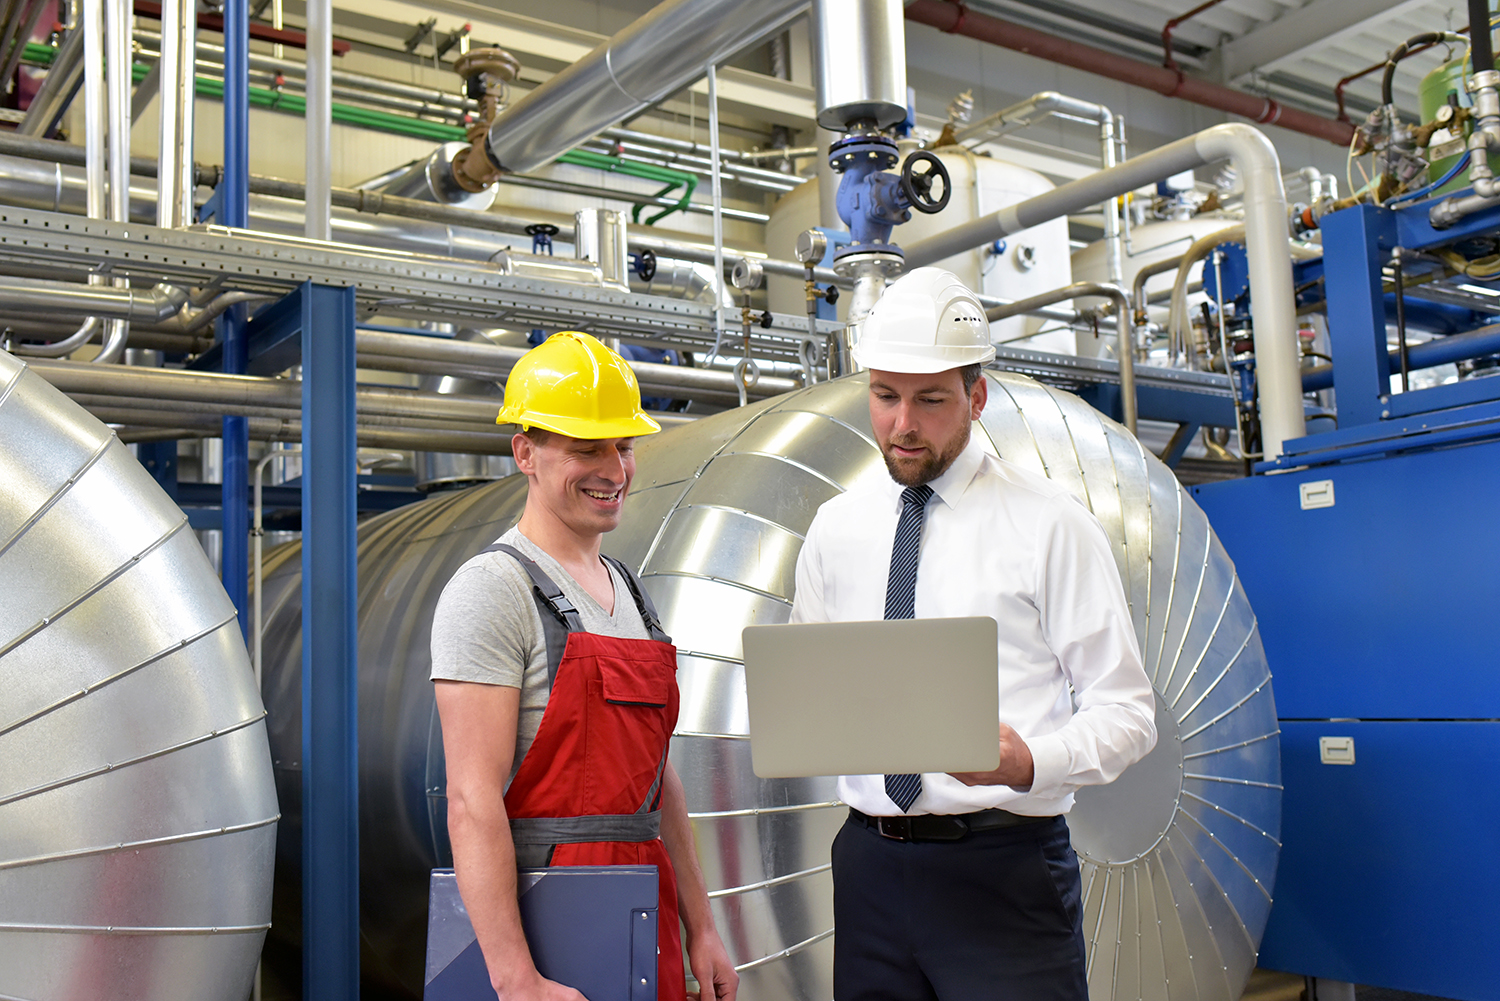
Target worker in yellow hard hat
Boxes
[430,331,739,1001]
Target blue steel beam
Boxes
[300,281,360,1001]
[1302,322,1500,391]
[220,0,250,639]
[1318,204,1396,427]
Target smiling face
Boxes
[513,430,637,541]
[868,367,987,487]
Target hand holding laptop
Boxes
[947,720,1034,788]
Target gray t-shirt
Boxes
[429,526,649,785]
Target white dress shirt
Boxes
[791,433,1157,817]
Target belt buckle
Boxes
[875,816,913,841]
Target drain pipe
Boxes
[986,281,1137,433]
[903,122,1302,459]
[96,0,133,365]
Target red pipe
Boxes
[133,0,352,55]
[1161,0,1230,72]
[906,0,1355,146]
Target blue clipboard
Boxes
[424,866,659,1001]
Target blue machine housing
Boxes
[1191,193,1500,1001]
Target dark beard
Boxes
[880,424,970,487]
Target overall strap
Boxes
[601,554,672,645]
[483,543,581,688]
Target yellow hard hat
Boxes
[495,330,662,439]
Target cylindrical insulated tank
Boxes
[0,349,279,1001]
[765,147,1075,352]
[257,371,1279,1001]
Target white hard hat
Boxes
[851,267,996,374]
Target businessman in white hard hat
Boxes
[791,268,1157,1001]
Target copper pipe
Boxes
[1161,0,1229,73]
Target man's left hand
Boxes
[685,928,739,1001]
[949,721,1035,788]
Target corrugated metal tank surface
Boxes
[259,371,1279,1001]
[0,349,279,1001]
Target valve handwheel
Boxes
[900,151,951,214]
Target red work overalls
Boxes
[488,544,685,1001]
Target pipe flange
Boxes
[828,133,899,174]
[831,250,905,278]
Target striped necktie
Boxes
[884,483,934,813]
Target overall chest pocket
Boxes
[599,656,671,708]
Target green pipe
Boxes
[22,40,698,223]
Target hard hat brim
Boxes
[498,410,663,439]
[852,344,997,374]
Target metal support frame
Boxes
[1312,197,1500,442]
[220,0,251,639]
[237,280,363,1001]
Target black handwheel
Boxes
[524,223,559,237]
[634,248,658,282]
[900,151,951,214]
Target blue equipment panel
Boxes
[1192,439,1500,720]
[425,866,658,1001]
[1260,721,1500,1001]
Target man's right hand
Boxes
[494,969,589,1001]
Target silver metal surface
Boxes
[18,24,84,139]
[365,142,496,212]
[0,348,278,1001]
[810,0,908,131]
[256,369,1275,1000]
[482,0,807,175]
[573,208,631,293]
[304,0,331,241]
[412,329,518,492]
[0,208,840,364]
[155,0,195,230]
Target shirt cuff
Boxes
[1022,732,1071,798]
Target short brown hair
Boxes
[960,363,984,396]
[521,427,552,447]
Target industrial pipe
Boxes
[155,0,195,229]
[17,23,84,138]
[0,276,190,323]
[902,122,1303,459]
[986,281,1137,433]
[483,0,807,174]
[1300,322,1500,392]
[353,329,802,403]
[1167,225,1246,366]
[956,91,1124,287]
[99,0,133,366]
[905,0,1355,147]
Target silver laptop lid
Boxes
[741,617,1001,779]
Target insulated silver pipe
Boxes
[904,123,1302,459]
[986,281,1136,433]
[955,91,1122,287]
[0,277,189,322]
[484,0,808,174]
[353,329,800,402]
[99,0,132,365]
[810,0,907,131]
[154,0,194,229]
[304,0,331,240]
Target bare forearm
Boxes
[658,763,717,939]
[448,797,538,993]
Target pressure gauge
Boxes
[795,229,828,266]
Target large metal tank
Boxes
[257,371,1279,1001]
[0,349,278,1001]
[765,146,1074,352]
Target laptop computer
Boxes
[741,616,1001,779]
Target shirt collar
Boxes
[886,432,986,511]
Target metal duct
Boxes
[255,370,1278,1000]
[412,328,518,493]
[0,348,278,1001]
[483,0,808,175]
[810,0,908,131]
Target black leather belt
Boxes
[849,806,1054,842]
